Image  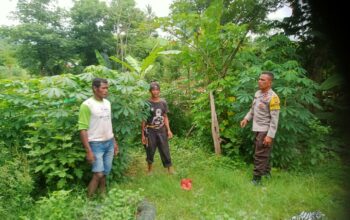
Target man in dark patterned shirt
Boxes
[141,82,174,174]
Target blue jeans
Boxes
[89,138,114,175]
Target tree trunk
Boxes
[210,91,221,155]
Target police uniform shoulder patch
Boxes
[269,95,280,110]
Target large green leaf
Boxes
[40,87,65,98]
[125,55,141,73]
[140,46,163,75]
[110,56,136,72]
[95,50,109,67]
[320,74,344,90]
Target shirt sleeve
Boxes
[78,104,91,130]
[267,95,280,138]
[162,99,169,114]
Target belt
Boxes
[146,125,165,129]
[146,125,157,128]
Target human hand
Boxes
[86,151,95,164]
[263,136,273,146]
[114,144,119,157]
[142,136,148,146]
[240,119,248,128]
[168,130,173,139]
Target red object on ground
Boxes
[181,178,192,190]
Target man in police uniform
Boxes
[240,71,280,185]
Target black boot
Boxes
[251,175,261,185]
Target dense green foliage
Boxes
[162,0,333,168]
[0,0,348,218]
[28,188,143,219]
[191,57,330,168]
[0,147,33,218]
[0,66,149,190]
[0,39,30,79]
[161,82,193,136]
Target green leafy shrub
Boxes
[240,61,326,169]
[31,190,85,220]
[302,119,332,166]
[0,65,149,190]
[0,146,33,219]
[30,188,143,220]
[192,59,329,169]
[161,82,193,136]
[188,32,333,169]
[95,188,143,220]
[0,65,30,79]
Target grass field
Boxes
[14,137,348,219]
[114,137,348,220]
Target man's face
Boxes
[258,74,272,91]
[150,88,160,98]
[94,82,109,98]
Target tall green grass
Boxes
[116,137,348,219]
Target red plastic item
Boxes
[180,178,192,190]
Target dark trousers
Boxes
[145,127,172,168]
[253,132,272,176]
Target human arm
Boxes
[113,137,119,156]
[80,130,95,164]
[162,100,173,138]
[240,98,254,128]
[240,118,249,128]
[141,121,148,145]
[78,103,95,163]
[263,110,279,146]
[264,95,280,146]
[164,113,173,139]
